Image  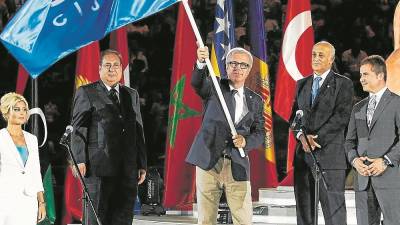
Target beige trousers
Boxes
[196,158,252,225]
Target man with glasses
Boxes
[186,47,265,225]
[290,41,354,225]
[71,49,147,225]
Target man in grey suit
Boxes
[186,46,265,225]
[345,55,400,225]
[290,41,354,225]
[71,49,147,225]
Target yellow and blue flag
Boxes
[210,0,235,78]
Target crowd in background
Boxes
[0,0,398,223]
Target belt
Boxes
[221,153,231,160]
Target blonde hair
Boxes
[0,92,29,121]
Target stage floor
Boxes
[133,215,196,224]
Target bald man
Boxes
[290,41,354,225]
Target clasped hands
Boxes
[353,157,387,177]
[299,134,321,152]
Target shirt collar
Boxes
[229,84,244,97]
[102,81,120,93]
[370,86,387,103]
[313,69,330,81]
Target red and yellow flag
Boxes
[62,41,100,225]
[245,0,278,199]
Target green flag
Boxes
[38,165,56,225]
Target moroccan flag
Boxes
[62,41,100,225]
[210,0,235,78]
[163,1,202,210]
[15,64,29,94]
[110,26,130,87]
[245,0,278,199]
[274,0,314,185]
[0,0,179,77]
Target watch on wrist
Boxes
[383,158,392,167]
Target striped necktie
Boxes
[367,95,376,127]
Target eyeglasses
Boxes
[227,61,250,70]
[102,63,121,70]
[12,107,28,113]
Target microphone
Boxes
[59,125,73,144]
[290,110,303,129]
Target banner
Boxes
[110,26,130,87]
[0,0,179,77]
[163,1,202,210]
[274,0,314,185]
[245,0,278,199]
[62,41,100,225]
[210,0,235,78]
[15,64,29,94]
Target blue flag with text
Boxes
[0,0,179,78]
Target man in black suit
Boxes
[71,49,147,225]
[290,41,354,225]
[186,46,265,225]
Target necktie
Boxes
[311,76,322,105]
[109,87,120,106]
[367,95,377,127]
[231,89,238,122]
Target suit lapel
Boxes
[369,89,392,132]
[312,72,334,109]
[119,86,134,118]
[23,131,33,168]
[0,129,25,168]
[301,76,313,109]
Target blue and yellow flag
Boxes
[210,0,235,77]
[0,0,179,78]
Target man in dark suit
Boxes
[345,55,400,225]
[186,46,265,225]
[71,49,147,225]
[290,41,354,225]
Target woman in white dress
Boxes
[0,92,46,225]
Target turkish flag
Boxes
[274,0,314,185]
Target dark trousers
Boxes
[355,180,400,225]
[294,159,347,225]
[83,174,138,225]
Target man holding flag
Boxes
[71,49,147,225]
[186,46,265,225]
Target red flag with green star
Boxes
[163,1,202,210]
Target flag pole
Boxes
[30,77,39,136]
[181,0,245,157]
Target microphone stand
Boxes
[60,140,102,225]
[298,124,329,225]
